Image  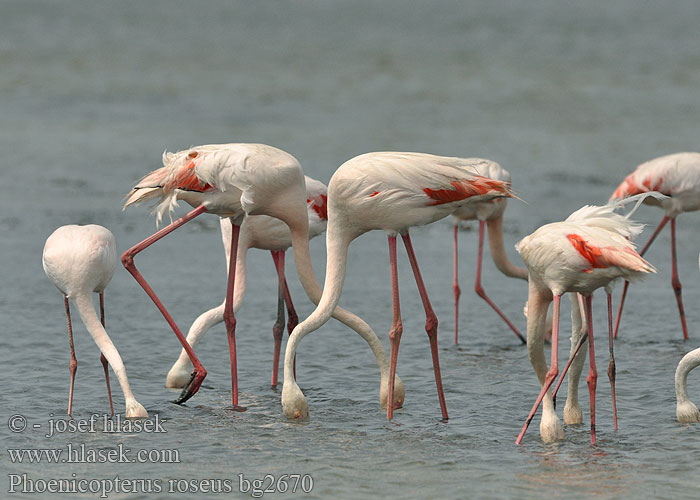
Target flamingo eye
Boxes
[188,151,198,159]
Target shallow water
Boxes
[2,1,700,498]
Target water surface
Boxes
[2,1,700,498]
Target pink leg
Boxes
[515,294,561,445]
[223,221,245,410]
[386,235,404,420]
[614,215,669,338]
[584,295,598,445]
[453,225,461,344]
[607,292,617,430]
[283,274,299,335]
[474,221,526,344]
[64,297,78,416]
[270,250,286,388]
[401,232,449,421]
[280,254,298,379]
[121,205,208,404]
[670,218,689,340]
[99,292,114,416]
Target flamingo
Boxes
[676,347,700,423]
[610,152,700,340]
[450,163,527,344]
[514,197,656,444]
[122,143,403,410]
[281,152,515,420]
[165,176,328,390]
[42,225,148,418]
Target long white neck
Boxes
[525,282,556,413]
[72,292,138,404]
[675,347,700,403]
[285,217,390,382]
[486,215,528,280]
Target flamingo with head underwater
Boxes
[42,224,148,418]
[611,152,700,341]
[514,196,658,445]
[281,152,515,420]
[164,176,328,390]
[450,162,527,344]
[122,143,403,410]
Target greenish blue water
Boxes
[2,1,700,498]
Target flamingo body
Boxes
[43,225,148,418]
[328,153,511,235]
[517,223,654,296]
[124,143,307,224]
[450,160,510,221]
[610,152,700,216]
[43,225,117,298]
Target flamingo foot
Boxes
[173,369,207,405]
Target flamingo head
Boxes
[281,382,309,420]
[380,374,405,410]
[125,399,149,419]
[165,362,192,389]
[676,400,700,423]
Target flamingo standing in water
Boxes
[281,152,515,420]
[122,144,403,410]
[42,225,148,418]
[610,152,700,340]
[514,198,656,444]
[450,163,527,344]
[165,176,328,390]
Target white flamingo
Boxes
[515,197,657,444]
[281,152,515,420]
[42,225,148,418]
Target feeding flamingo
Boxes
[450,163,527,344]
[514,197,657,444]
[122,143,403,410]
[165,176,328,390]
[610,152,700,340]
[281,152,515,420]
[42,225,148,418]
